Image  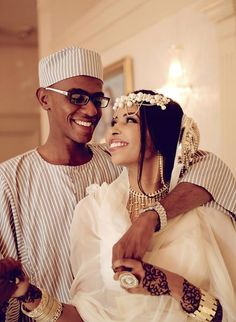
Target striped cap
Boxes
[39,47,103,87]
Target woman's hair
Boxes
[134,90,183,191]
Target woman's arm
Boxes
[18,285,83,322]
[113,258,223,322]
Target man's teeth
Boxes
[74,120,92,127]
[110,142,127,148]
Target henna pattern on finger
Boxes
[180,279,201,313]
[142,262,171,296]
[17,284,42,303]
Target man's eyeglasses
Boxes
[45,87,110,108]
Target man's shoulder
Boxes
[88,142,123,175]
[88,143,113,162]
[193,150,223,164]
[0,149,37,178]
[89,142,110,154]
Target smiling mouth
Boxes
[73,119,93,127]
[109,141,128,148]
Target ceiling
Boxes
[0,0,38,46]
[0,0,99,47]
[1,0,235,49]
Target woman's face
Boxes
[106,105,154,167]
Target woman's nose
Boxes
[111,123,121,135]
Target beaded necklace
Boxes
[128,184,169,223]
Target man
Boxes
[0,47,235,321]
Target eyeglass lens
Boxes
[69,89,110,108]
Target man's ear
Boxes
[36,88,51,111]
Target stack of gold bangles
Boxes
[21,288,63,322]
[188,289,219,321]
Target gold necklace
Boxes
[128,184,169,223]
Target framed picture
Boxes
[93,56,134,143]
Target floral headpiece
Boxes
[113,92,171,111]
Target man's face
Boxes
[45,76,103,144]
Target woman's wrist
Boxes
[17,283,63,321]
[180,279,223,322]
[142,262,171,296]
[17,284,42,311]
[141,262,223,322]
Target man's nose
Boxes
[81,100,98,117]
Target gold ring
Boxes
[119,272,139,289]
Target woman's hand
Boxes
[113,259,223,322]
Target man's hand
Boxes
[112,210,158,264]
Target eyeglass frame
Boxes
[45,87,110,108]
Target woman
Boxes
[69,90,236,321]
[1,91,236,321]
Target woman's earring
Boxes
[158,153,165,186]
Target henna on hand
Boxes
[181,280,223,322]
[180,279,201,314]
[142,262,171,296]
[17,284,42,303]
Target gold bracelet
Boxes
[37,298,62,322]
[35,295,55,321]
[21,288,63,322]
[188,289,218,321]
[21,289,49,318]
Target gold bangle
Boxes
[37,298,62,322]
[36,295,55,321]
[21,288,63,322]
[189,289,218,321]
[21,289,49,318]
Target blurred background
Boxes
[0,0,235,176]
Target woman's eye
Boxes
[126,117,138,124]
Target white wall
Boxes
[0,45,40,161]
[102,5,221,156]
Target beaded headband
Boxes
[113,92,171,111]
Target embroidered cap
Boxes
[38,47,103,87]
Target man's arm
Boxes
[112,182,211,261]
[177,151,236,216]
[162,182,211,219]
[112,152,236,262]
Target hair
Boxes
[133,90,184,193]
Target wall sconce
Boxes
[158,45,192,107]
